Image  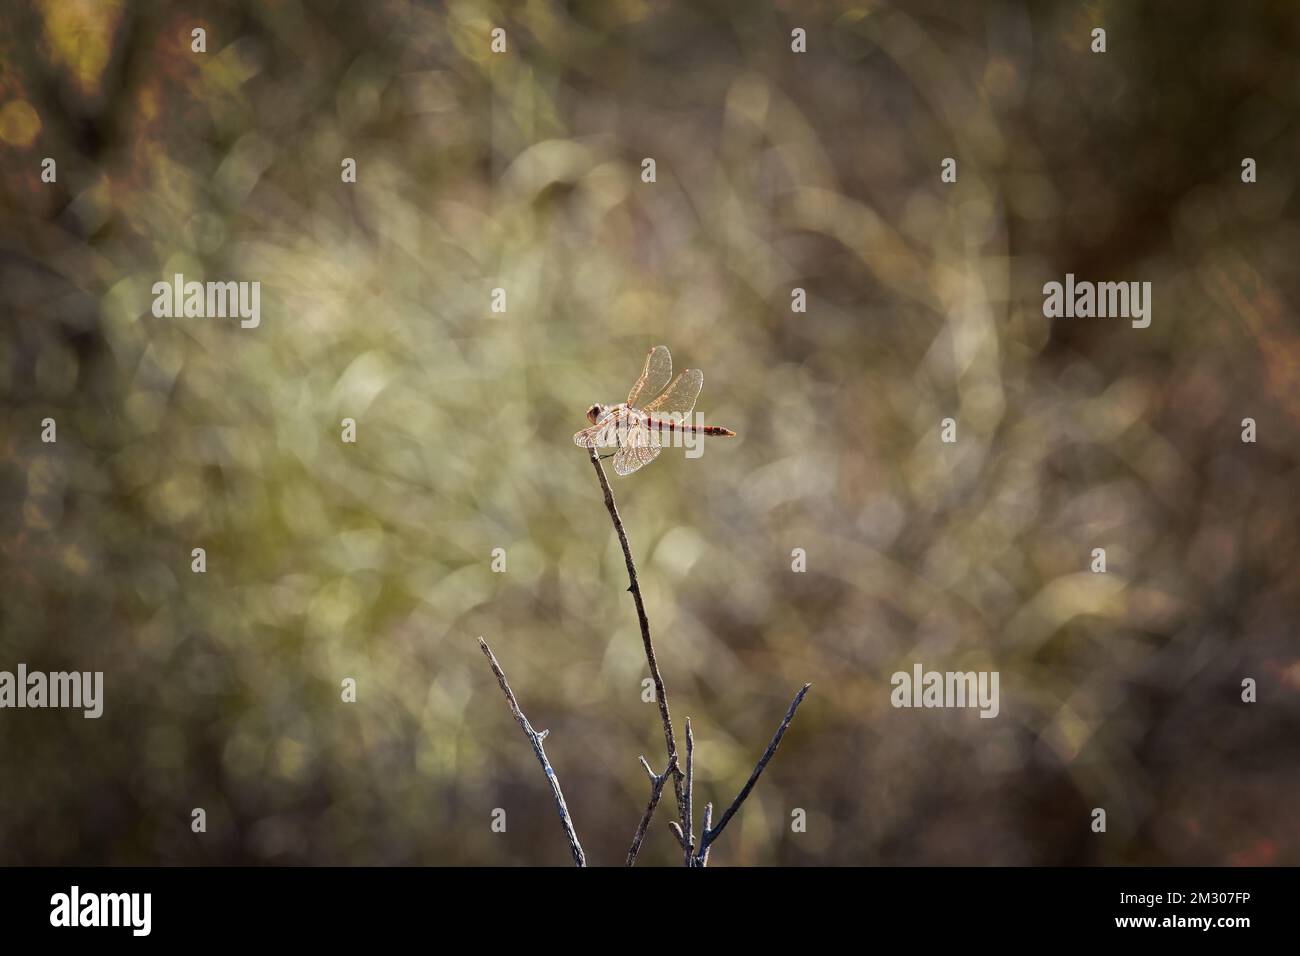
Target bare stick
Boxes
[587,447,687,832]
[684,718,695,866]
[477,637,586,867]
[696,683,811,863]
[699,803,714,867]
[626,754,678,866]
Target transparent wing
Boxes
[642,368,703,418]
[575,408,658,448]
[573,412,624,447]
[614,440,662,478]
[627,346,672,409]
[614,443,661,476]
[614,413,662,476]
[573,423,605,447]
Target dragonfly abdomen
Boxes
[646,417,736,437]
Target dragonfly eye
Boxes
[587,404,603,424]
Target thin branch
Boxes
[586,445,810,867]
[477,637,587,867]
[587,447,687,833]
[684,718,695,866]
[696,683,812,864]
[626,754,678,866]
[698,803,714,867]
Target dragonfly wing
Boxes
[626,345,672,409]
[613,442,661,476]
[642,368,703,418]
[573,423,602,447]
[612,414,661,476]
[573,413,623,447]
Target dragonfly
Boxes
[573,345,736,476]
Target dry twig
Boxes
[481,442,809,866]
[626,754,678,866]
[684,718,696,866]
[477,637,586,867]
[693,683,812,865]
[586,445,812,866]
[587,447,688,832]
[698,802,714,867]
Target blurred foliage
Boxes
[1,0,1299,865]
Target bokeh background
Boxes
[2,0,1299,866]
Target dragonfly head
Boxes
[586,403,607,424]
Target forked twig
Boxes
[694,683,812,865]
[477,637,586,867]
[668,821,687,850]
[584,440,811,866]
[698,802,714,867]
[627,754,678,866]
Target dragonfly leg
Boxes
[598,426,625,461]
